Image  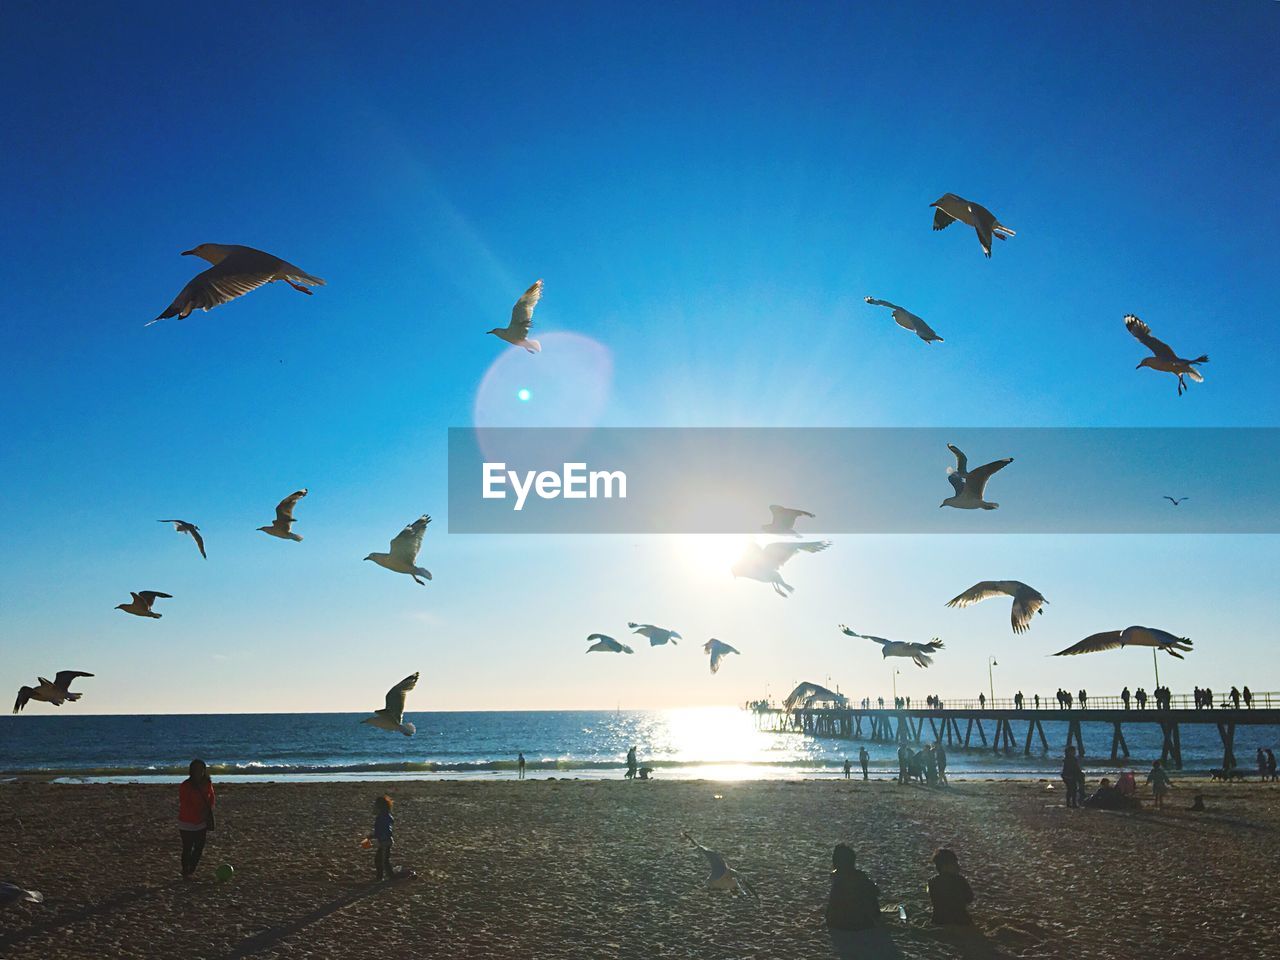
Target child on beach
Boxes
[367,795,395,880]
[825,844,893,958]
[177,758,215,880]
[927,848,974,926]
[1146,760,1171,809]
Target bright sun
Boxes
[674,535,745,580]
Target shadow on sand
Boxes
[223,881,390,958]
[0,887,154,951]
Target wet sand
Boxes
[2,778,1277,959]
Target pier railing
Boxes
[749,691,1280,712]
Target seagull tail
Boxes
[994,223,1016,237]
[400,721,417,736]
[524,339,542,354]
[66,692,83,702]
[1190,355,1208,365]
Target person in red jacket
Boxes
[178,758,215,879]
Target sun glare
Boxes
[674,535,744,580]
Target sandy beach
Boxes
[2,778,1277,959]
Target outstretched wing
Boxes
[768,505,814,527]
[390,515,430,564]
[946,443,969,476]
[382,672,419,721]
[151,261,274,323]
[54,671,93,691]
[137,591,172,602]
[966,458,1013,497]
[864,297,903,311]
[1053,631,1123,656]
[1010,587,1046,634]
[275,489,307,524]
[945,582,1007,608]
[1124,315,1177,359]
[932,207,957,231]
[13,687,32,714]
[762,540,830,567]
[509,279,543,337]
[839,625,890,646]
[187,526,207,558]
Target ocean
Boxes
[1,707,1276,782]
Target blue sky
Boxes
[1,3,1277,713]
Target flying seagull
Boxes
[148,244,324,325]
[586,634,634,654]
[864,297,943,344]
[731,540,831,597]
[1054,626,1193,660]
[115,591,172,618]
[628,622,681,646]
[158,520,206,559]
[839,626,944,668]
[703,638,740,674]
[946,581,1048,634]
[941,443,1013,510]
[1125,315,1208,396]
[930,193,1016,257]
[0,883,44,908]
[258,489,307,541]
[1163,496,1188,506]
[681,832,758,901]
[13,671,94,714]
[365,515,433,584]
[760,505,816,536]
[361,673,419,736]
[487,279,543,353]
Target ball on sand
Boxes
[215,863,234,883]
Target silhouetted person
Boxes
[1231,686,1241,709]
[625,746,637,779]
[928,848,974,926]
[517,752,526,779]
[923,743,938,785]
[1135,688,1147,710]
[178,758,215,880]
[897,746,910,784]
[1062,746,1084,808]
[843,758,852,780]
[825,844,885,957]
[935,743,948,784]
[1147,759,1171,810]
[1259,748,1268,780]
[1203,686,1213,709]
[1034,693,1040,709]
[1078,689,1087,710]
[1266,749,1277,782]
[1064,691,1073,709]
[859,747,869,781]
[1121,687,1131,710]
[1243,686,1253,709]
[367,794,395,880]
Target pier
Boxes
[750,692,1280,770]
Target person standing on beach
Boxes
[1258,748,1267,780]
[935,743,948,784]
[367,795,395,880]
[517,752,526,780]
[859,747,870,781]
[824,844,888,957]
[1266,748,1276,782]
[178,758,215,880]
[626,746,637,780]
[1061,746,1084,808]
[843,758,852,780]
[1146,760,1171,809]
[897,746,910,784]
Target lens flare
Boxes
[517,388,531,402]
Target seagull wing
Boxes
[839,626,891,646]
[911,315,943,342]
[53,671,93,691]
[704,639,739,674]
[946,444,968,475]
[137,591,172,602]
[965,458,1014,497]
[389,515,430,564]
[188,526,207,558]
[382,672,419,722]
[1124,315,1177,359]
[152,260,276,323]
[945,581,1009,608]
[1010,585,1047,634]
[768,505,814,527]
[864,297,904,311]
[762,540,830,567]
[508,279,543,337]
[932,207,957,231]
[274,489,307,524]
[13,686,33,714]
[1053,631,1124,656]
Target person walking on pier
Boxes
[1078,689,1088,710]
[1147,759,1171,810]
[859,747,869,781]
[1034,693,1040,709]
[978,692,986,710]
[1243,686,1253,709]
[1230,686,1241,709]
[1135,688,1147,710]
[1062,746,1084,808]
[877,697,885,709]
[1121,687,1131,710]
[1064,691,1073,709]
[1193,687,1203,709]
[1202,686,1213,709]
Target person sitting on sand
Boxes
[927,848,974,926]
[1146,760,1171,810]
[1083,777,1135,811]
[178,758,215,880]
[825,844,885,956]
[1116,769,1137,798]
[368,795,395,881]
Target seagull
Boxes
[839,626,944,668]
[681,832,758,901]
[13,671,94,713]
[115,591,172,618]
[941,444,1013,510]
[258,489,307,541]
[628,622,681,646]
[1163,496,1189,506]
[930,193,1016,257]
[946,581,1048,634]
[1125,315,1208,396]
[361,673,419,736]
[487,280,543,353]
[703,638,740,674]
[760,505,816,536]
[731,540,831,597]
[586,634,634,654]
[148,244,324,325]
[158,520,206,559]
[1053,626,1193,660]
[863,297,943,344]
[0,883,44,908]
[364,515,433,584]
